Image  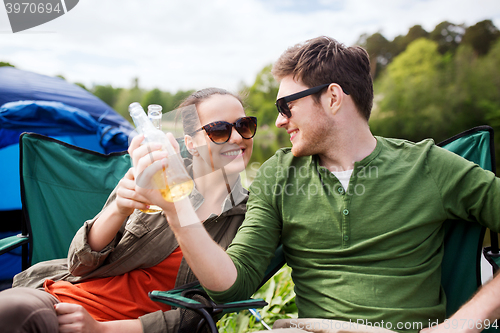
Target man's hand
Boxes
[55,303,103,333]
[420,271,500,333]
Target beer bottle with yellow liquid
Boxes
[129,103,194,214]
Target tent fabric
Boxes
[0,67,134,282]
[0,68,134,213]
[0,66,132,131]
[0,100,130,152]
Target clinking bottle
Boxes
[129,102,193,204]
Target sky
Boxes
[1,0,499,94]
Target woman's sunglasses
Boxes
[191,116,257,144]
[275,83,349,119]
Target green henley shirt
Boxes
[206,136,500,331]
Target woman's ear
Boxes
[184,135,199,156]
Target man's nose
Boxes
[275,112,289,128]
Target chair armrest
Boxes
[149,289,267,313]
[484,246,500,274]
[0,234,29,256]
[149,283,268,333]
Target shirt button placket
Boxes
[342,208,350,246]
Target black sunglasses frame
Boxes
[191,116,257,145]
[275,83,349,118]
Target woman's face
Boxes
[188,94,254,176]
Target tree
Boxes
[390,25,429,55]
[468,39,500,165]
[92,85,122,108]
[372,38,446,141]
[406,25,429,42]
[240,64,290,164]
[74,82,88,91]
[357,32,392,79]
[141,88,165,110]
[0,61,15,67]
[113,86,145,122]
[356,25,430,80]
[462,20,500,56]
[429,21,466,55]
[170,90,195,111]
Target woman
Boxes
[1,88,257,333]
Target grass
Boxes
[217,265,297,332]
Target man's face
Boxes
[275,76,331,157]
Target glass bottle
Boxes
[148,104,163,131]
[129,103,193,213]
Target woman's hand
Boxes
[55,303,143,333]
[55,303,103,333]
[129,133,181,212]
[113,168,151,217]
[86,134,169,251]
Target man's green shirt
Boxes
[207,137,500,330]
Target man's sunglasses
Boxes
[191,116,257,144]
[275,83,349,118]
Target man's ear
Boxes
[326,83,344,116]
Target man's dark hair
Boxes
[272,36,373,120]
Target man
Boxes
[137,36,500,332]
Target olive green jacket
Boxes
[13,178,248,333]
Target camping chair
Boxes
[150,125,500,333]
[0,132,130,269]
[0,100,132,282]
[438,125,499,321]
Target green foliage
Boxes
[74,82,88,91]
[462,20,500,56]
[429,21,465,55]
[0,61,15,67]
[372,38,445,141]
[113,86,146,122]
[358,25,434,80]
[357,32,392,78]
[470,39,500,162]
[359,20,498,79]
[371,36,500,172]
[217,265,297,333]
[405,25,429,43]
[92,85,123,108]
[170,90,196,111]
[50,18,499,172]
[239,64,290,166]
[244,64,280,127]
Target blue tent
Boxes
[0,67,134,280]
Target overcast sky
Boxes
[1,0,499,93]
